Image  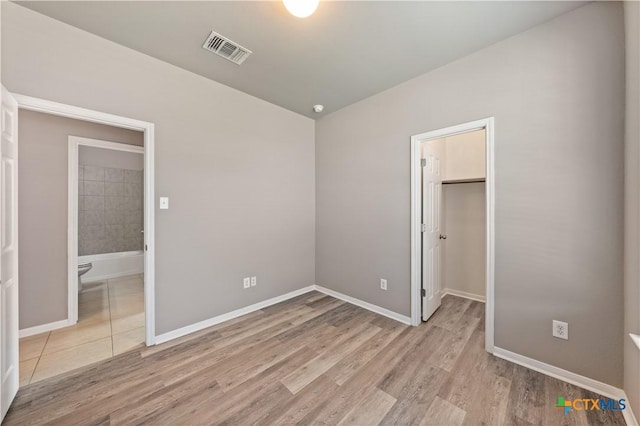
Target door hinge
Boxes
[421,288,426,297]
[420,158,426,167]
[145,244,148,252]
[421,224,427,232]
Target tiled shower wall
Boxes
[79,165,143,256]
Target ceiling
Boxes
[15,1,587,118]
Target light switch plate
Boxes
[159,197,169,209]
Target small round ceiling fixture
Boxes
[313,104,324,113]
[283,0,320,18]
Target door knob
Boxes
[439,235,447,240]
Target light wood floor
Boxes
[5,293,625,425]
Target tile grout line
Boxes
[28,331,52,386]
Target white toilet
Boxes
[78,263,93,291]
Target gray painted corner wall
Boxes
[624,0,640,419]
[18,110,143,329]
[442,182,485,298]
[79,146,144,170]
[3,2,316,334]
[316,1,624,387]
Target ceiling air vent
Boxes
[202,30,252,65]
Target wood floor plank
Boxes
[297,326,425,425]
[280,320,381,393]
[326,319,405,386]
[421,396,467,426]
[379,363,448,425]
[430,295,472,330]
[437,329,488,411]
[504,364,546,425]
[462,371,511,426]
[336,387,397,426]
[4,294,625,426]
[428,315,480,372]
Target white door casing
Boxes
[0,86,19,420]
[12,94,156,346]
[410,117,495,352]
[422,140,443,321]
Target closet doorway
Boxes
[410,118,495,353]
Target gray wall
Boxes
[79,145,144,170]
[3,2,316,334]
[316,2,624,387]
[18,110,143,329]
[624,0,640,418]
[442,183,485,298]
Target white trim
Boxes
[631,333,640,351]
[14,93,157,346]
[68,140,79,324]
[314,285,412,325]
[144,124,156,345]
[442,288,486,303]
[494,347,638,426]
[410,117,495,354]
[155,286,316,344]
[13,94,152,131]
[626,399,640,426]
[626,402,640,426]
[72,137,144,154]
[19,319,74,339]
[493,346,625,400]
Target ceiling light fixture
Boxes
[283,0,319,18]
[313,104,324,113]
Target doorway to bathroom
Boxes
[68,137,146,363]
[12,95,155,389]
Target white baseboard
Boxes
[494,347,639,425]
[313,285,411,325]
[154,286,316,344]
[19,318,74,338]
[442,288,486,303]
[493,347,635,415]
[626,403,639,426]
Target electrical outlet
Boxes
[380,279,387,291]
[243,277,251,289]
[251,276,257,287]
[552,320,569,340]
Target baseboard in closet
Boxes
[442,288,486,303]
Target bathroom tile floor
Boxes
[18,274,145,386]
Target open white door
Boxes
[0,86,19,421]
[421,140,443,321]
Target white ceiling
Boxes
[15,1,587,118]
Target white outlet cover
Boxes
[159,197,169,209]
[380,279,387,290]
[243,277,251,289]
[251,276,256,287]
[552,320,569,340]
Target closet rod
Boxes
[442,179,486,185]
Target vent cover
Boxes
[202,31,252,65]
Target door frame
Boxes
[410,117,495,353]
[68,136,144,325]
[13,94,157,346]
